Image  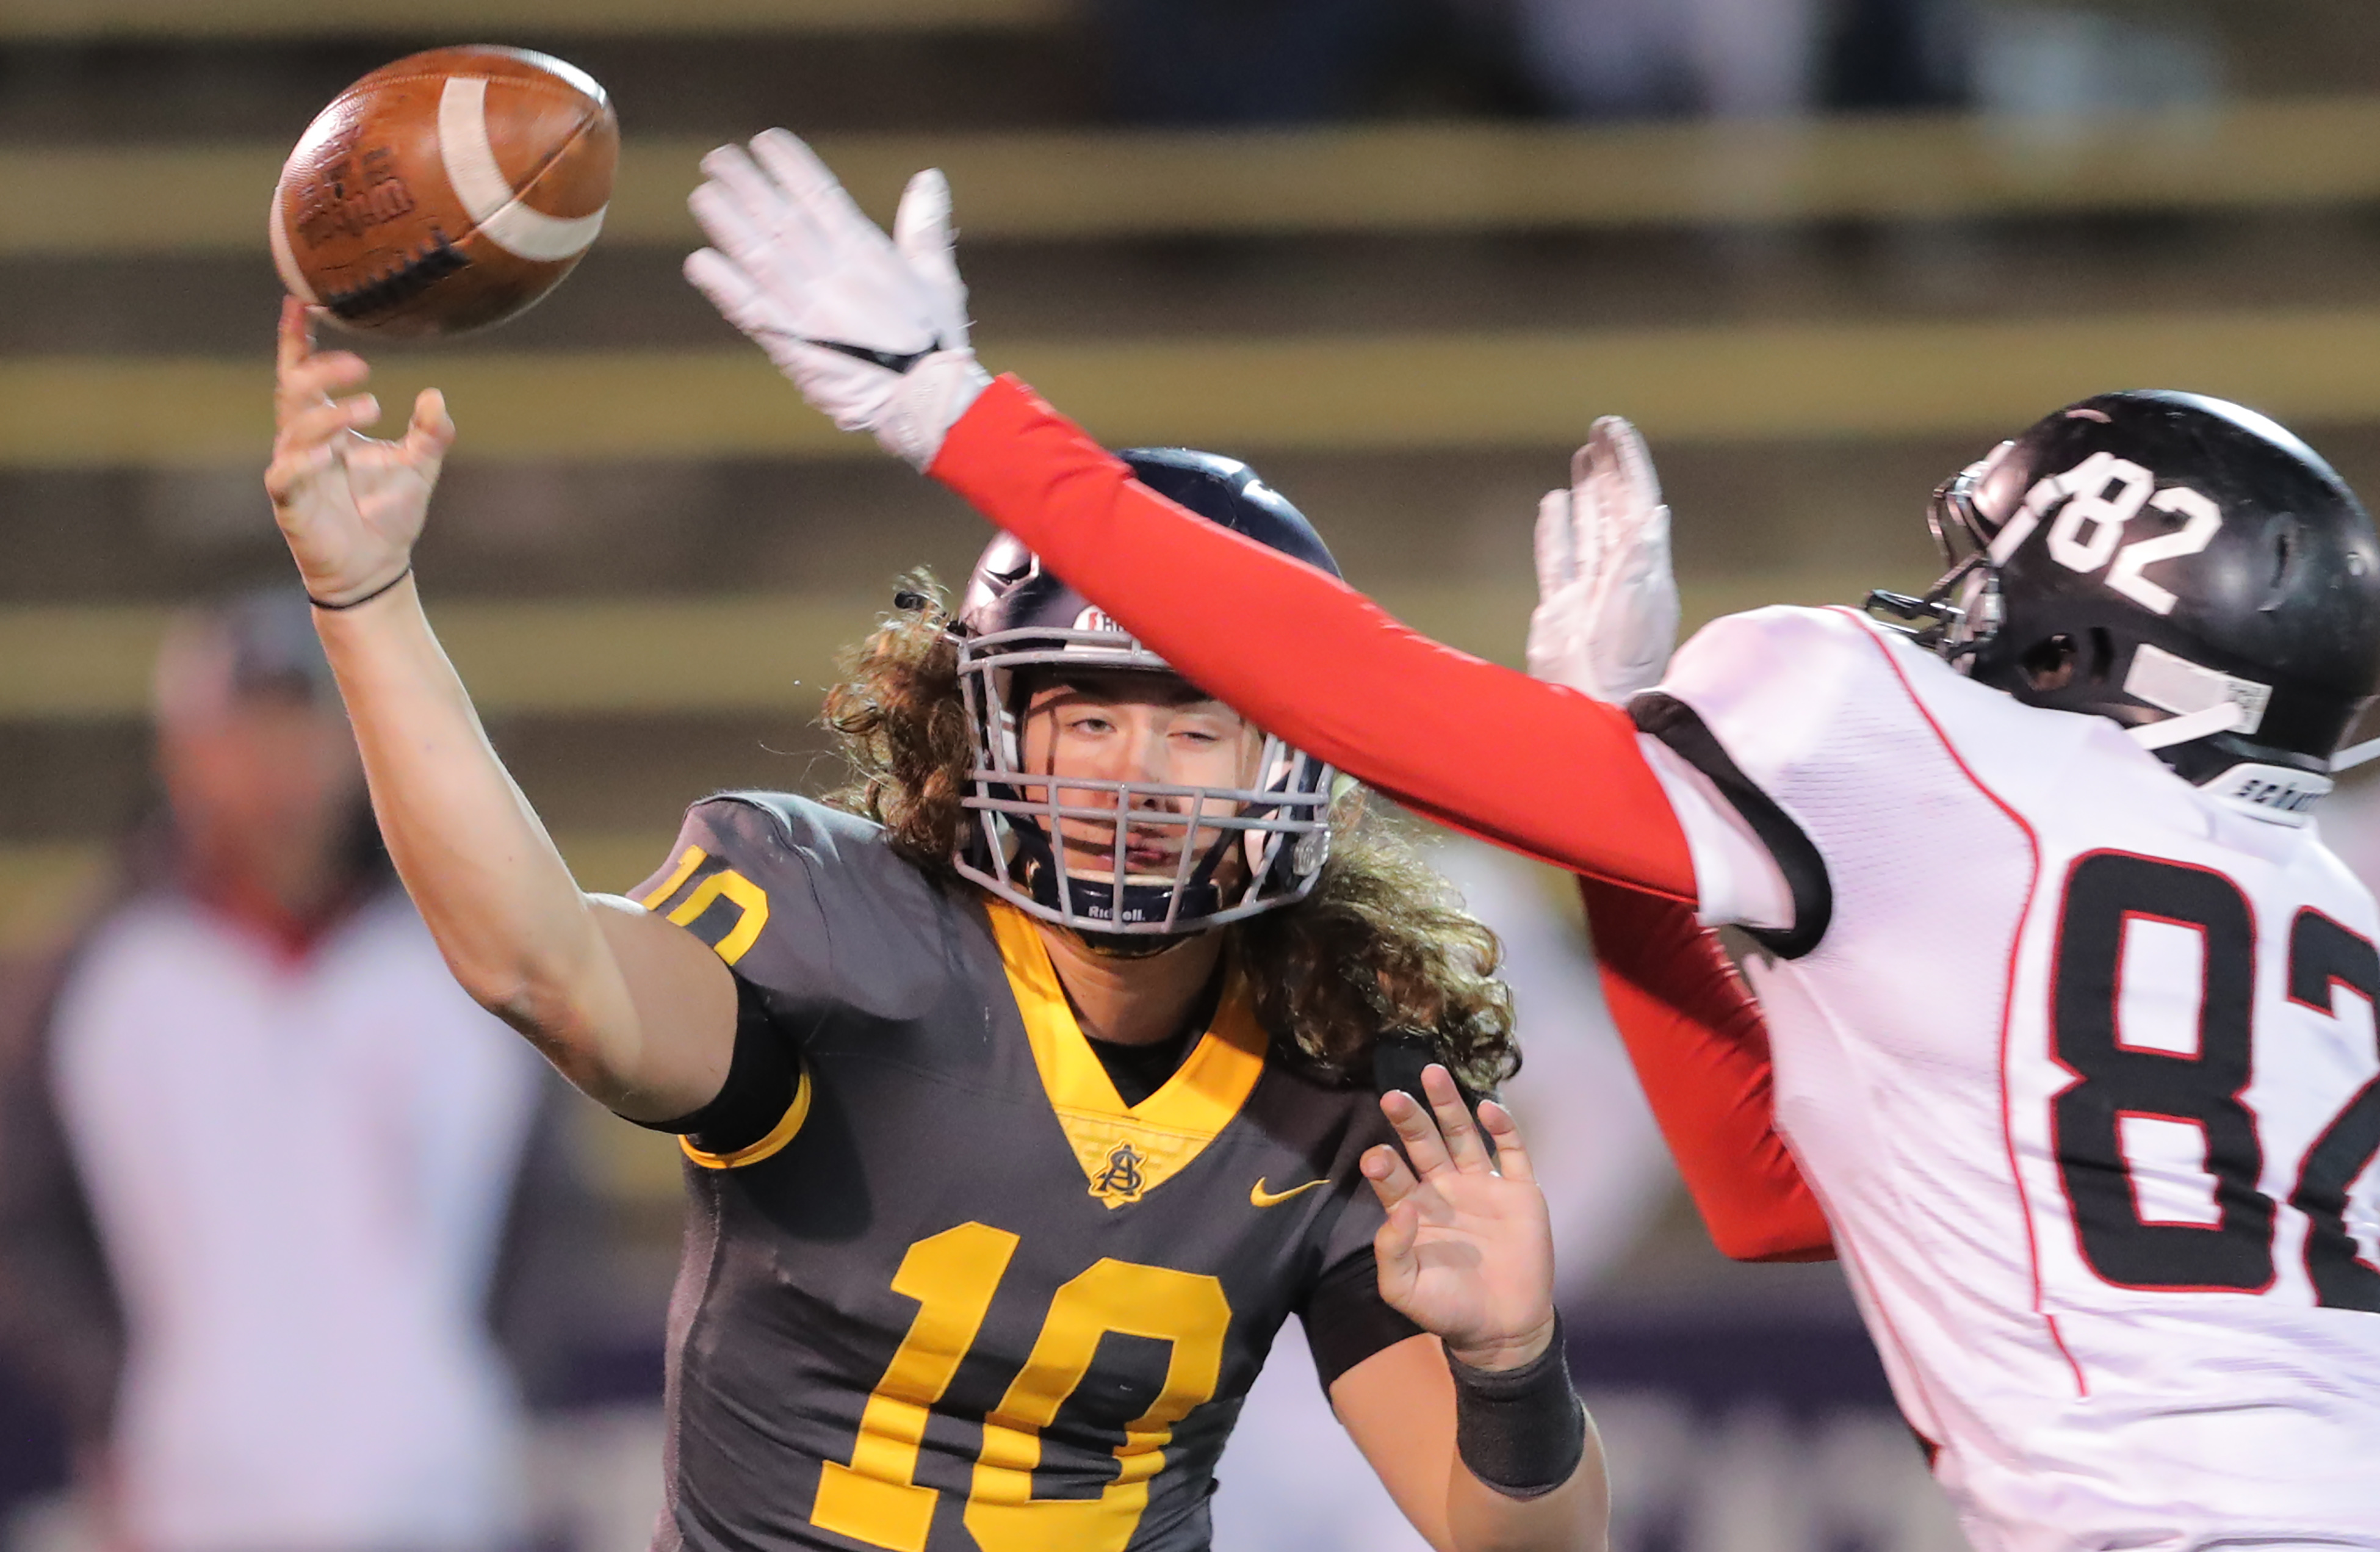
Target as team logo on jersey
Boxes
[1091,1139,1149,1204]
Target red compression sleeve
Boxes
[936,378,1824,1258]
[1579,879,1833,1261]
[931,377,1697,902]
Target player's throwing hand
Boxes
[264,297,453,609]
[1365,1064,1559,1372]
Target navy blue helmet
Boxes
[951,449,1338,936]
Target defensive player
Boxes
[685,128,2380,1548]
[262,298,1611,1552]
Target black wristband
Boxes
[1448,1316,1587,1501]
[309,565,411,611]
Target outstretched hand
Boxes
[684,129,987,469]
[264,297,453,607]
[1365,1064,1557,1372]
[1526,415,1678,704]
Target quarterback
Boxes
[263,295,1612,1551]
[687,128,2380,1549]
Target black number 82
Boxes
[2052,852,2380,1308]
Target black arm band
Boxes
[629,973,795,1155]
[1448,1316,1587,1501]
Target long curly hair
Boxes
[820,571,1520,1089]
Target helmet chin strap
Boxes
[2130,701,2244,751]
[1068,926,1205,961]
[2126,701,2339,827]
[2334,735,2380,772]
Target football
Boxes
[269,45,618,338]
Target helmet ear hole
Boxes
[2021,633,2079,693]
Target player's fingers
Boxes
[701,143,828,271]
[275,350,367,429]
[1422,1064,1493,1173]
[1476,1100,1535,1184]
[892,168,950,263]
[403,388,455,463]
[1593,415,1662,509]
[894,170,962,282]
[1360,1141,1419,1210]
[266,423,348,504]
[1534,487,1575,595]
[1373,1199,1421,1293]
[1567,454,1608,588]
[751,128,887,256]
[275,395,376,457]
[683,247,776,336]
[284,348,369,402]
[688,180,780,277]
[1379,1086,1455,1179]
[276,296,312,375]
[895,168,968,341]
[696,142,774,220]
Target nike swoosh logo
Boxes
[1250,1177,1329,1208]
[762,328,941,374]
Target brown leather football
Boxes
[270,45,618,338]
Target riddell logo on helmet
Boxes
[1072,605,1123,634]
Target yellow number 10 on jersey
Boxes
[810,1222,1232,1552]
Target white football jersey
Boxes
[1648,604,2380,1551]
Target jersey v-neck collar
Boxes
[984,898,1268,1209]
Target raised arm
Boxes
[676,130,1692,901]
[680,130,1830,1260]
[1526,432,1830,1263]
[936,367,1832,1261]
[1576,884,1829,1260]
[931,380,1698,898]
[263,300,734,1119]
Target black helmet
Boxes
[950,448,1338,936]
[1872,391,2380,819]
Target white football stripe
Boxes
[267,179,319,303]
[436,76,606,264]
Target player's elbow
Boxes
[1704,1202,1836,1263]
[444,945,613,1067]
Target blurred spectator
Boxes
[1970,3,2218,118]
[1514,0,1825,119]
[0,589,596,1552]
[1516,0,1971,120]
[1092,0,1971,126]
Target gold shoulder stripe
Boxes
[680,1059,813,1171]
[984,899,1267,1209]
[637,843,707,908]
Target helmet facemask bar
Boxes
[953,626,1335,936]
[1867,450,2010,661]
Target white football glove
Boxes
[685,129,989,469]
[1526,416,1679,704]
